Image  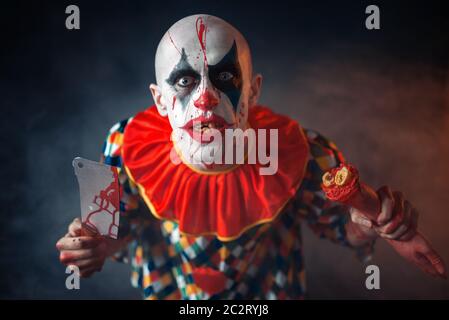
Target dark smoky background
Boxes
[1,0,448,299]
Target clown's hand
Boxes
[350,186,447,278]
[56,218,125,278]
[349,186,418,241]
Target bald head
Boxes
[155,14,253,86]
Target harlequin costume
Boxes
[101,104,375,300]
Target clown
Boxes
[56,14,445,299]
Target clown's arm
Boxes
[294,129,374,261]
[296,129,419,262]
[56,119,157,277]
[298,129,446,278]
[322,163,446,278]
[97,120,178,296]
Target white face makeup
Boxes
[151,14,260,172]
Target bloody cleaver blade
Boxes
[72,157,120,239]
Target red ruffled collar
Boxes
[122,105,309,241]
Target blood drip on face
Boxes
[195,16,214,108]
[196,17,208,67]
[172,96,176,110]
[167,31,181,55]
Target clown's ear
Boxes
[149,84,169,116]
[248,74,263,107]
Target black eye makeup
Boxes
[172,71,199,90]
[176,76,195,88]
[165,42,242,111]
[217,71,234,81]
[212,64,239,84]
[208,41,242,110]
[166,49,200,90]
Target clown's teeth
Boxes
[191,122,225,132]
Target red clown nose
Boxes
[194,90,219,111]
